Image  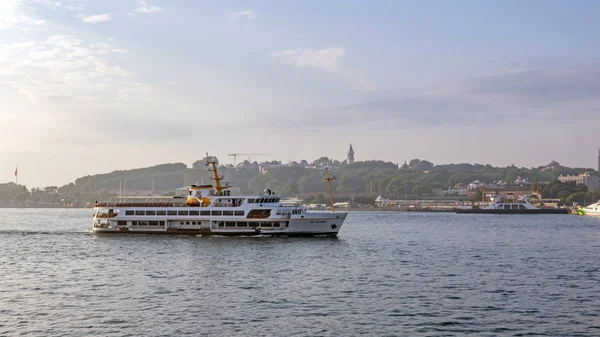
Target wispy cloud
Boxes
[134,1,161,14]
[228,10,259,20]
[278,64,600,129]
[0,0,47,30]
[0,35,144,105]
[79,13,111,23]
[271,47,377,92]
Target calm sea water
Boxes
[1,209,600,336]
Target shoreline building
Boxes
[558,148,600,191]
[559,172,599,191]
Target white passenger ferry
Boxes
[92,159,347,236]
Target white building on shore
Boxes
[559,172,599,191]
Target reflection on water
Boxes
[1,209,600,336]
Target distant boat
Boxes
[577,201,600,216]
[456,195,569,214]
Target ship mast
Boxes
[206,153,227,195]
[325,168,336,213]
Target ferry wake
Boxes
[92,157,347,236]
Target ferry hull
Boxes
[92,229,340,237]
[456,208,569,214]
[92,215,347,237]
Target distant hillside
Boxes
[2,157,597,207]
[59,157,597,204]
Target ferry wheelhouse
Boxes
[92,159,347,236]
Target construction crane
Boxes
[228,153,270,166]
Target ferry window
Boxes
[234,211,244,216]
[276,210,282,215]
[146,210,156,216]
[139,221,149,226]
[150,221,159,226]
[247,209,271,219]
[118,221,127,226]
[248,199,255,203]
[237,222,247,227]
[225,221,235,227]
[132,221,137,226]
[192,221,196,225]
[159,221,164,226]
[157,210,166,216]
[167,210,177,216]
[211,210,222,216]
[189,211,199,216]
[178,211,189,216]
[180,222,184,225]
[200,211,210,216]
[125,210,134,216]
[186,221,190,225]
[135,210,145,216]
[223,211,233,216]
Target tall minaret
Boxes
[346,144,355,164]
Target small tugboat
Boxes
[456,195,569,214]
[92,156,347,236]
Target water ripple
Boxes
[1,209,600,336]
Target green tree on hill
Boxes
[312,193,326,204]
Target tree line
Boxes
[1,157,598,207]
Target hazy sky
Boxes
[1,0,599,187]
